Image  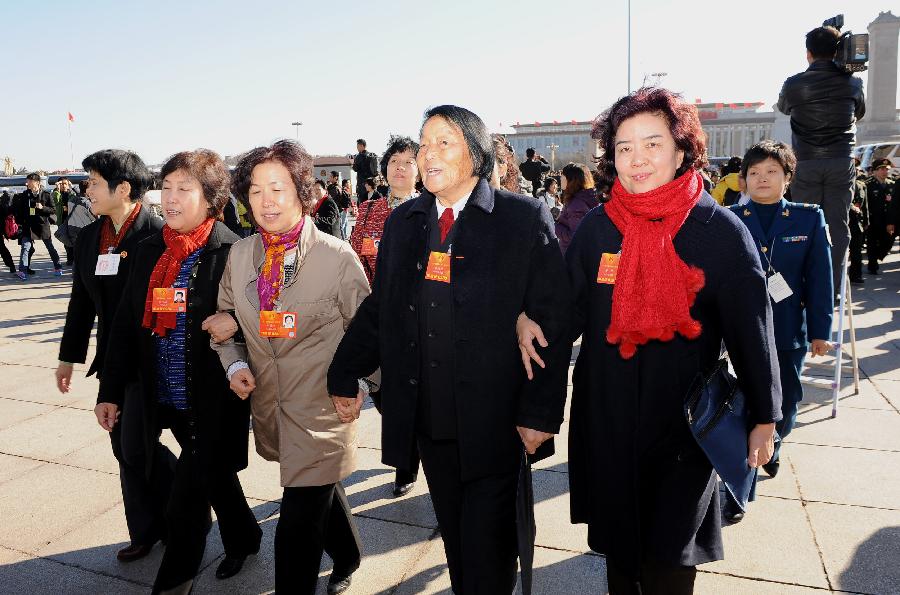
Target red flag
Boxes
[695,98,702,103]
[571,119,577,124]
[67,112,75,122]
[729,103,737,109]
[714,102,724,109]
[535,121,540,127]
[552,120,558,124]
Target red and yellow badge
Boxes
[596,252,620,285]
[424,251,451,283]
[152,287,187,312]
[259,310,298,338]
[361,236,378,257]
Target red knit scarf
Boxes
[98,203,142,254]
[605,169,705,359]
[142,218,215,337]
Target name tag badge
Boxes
[259,310,298,338]
[95,253,121,276]
[596,252,620,284]
[767,272,793,303]
[29,208,36,216]
[152,287,188,312]
[424,251,451,283]
[361,236,378,257]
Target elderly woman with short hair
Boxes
[206,140,369,595]
[328,105,572,594]
[99,149,261,594]
[518,88,782,594]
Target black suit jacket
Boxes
[328,178,572,480]
[59,205,163,376]
[98,222,250,476]
[315,196,341,237]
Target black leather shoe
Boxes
[215,555,248,580]
[393,481,415,497]
[722,494,745,524]
[327,573,352,595]
[763,459,780,478]
[116,543,154,562]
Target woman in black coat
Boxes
[328,105,573,594]
[518,89,782,594]
[99,150,261,594]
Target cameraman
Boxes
[777,25,865,290]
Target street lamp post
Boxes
[546,143,559,171]
[627,0,631,94]
[291,121,303,140]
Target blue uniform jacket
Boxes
[730,199,833,350]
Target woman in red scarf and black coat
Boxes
[98,149,261,595]
[518,88,782,594]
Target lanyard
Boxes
[757,237,777,276]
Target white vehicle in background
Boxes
[853,142,900,176]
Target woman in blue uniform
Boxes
[725,140,833,520]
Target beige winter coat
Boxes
[212,216,370,487]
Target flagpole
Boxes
[67,117,74,171]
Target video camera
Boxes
[822,15,869,73]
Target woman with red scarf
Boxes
[206,140,369,595]
[99,150,261,594]
[517,89,782,594]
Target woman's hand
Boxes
[55,363,74,394]
[747,423,776,468]
[517,426,553,455]
[332,390,365,423]
[517,312,548,381]
[230,368,256,399]
[809,339,832,358]
[94,403,120,432]
[202,312,239,344]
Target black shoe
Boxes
[215,555,248,580]
[722,493,745,524]
[763,459,780,478]
[25,268,36,275]
[116,542,155,562]
[849,276,864,284]
[393,481,415,497]
[868,268,879,275]
[327,574,352,595]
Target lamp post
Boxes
[627,0,631,93]
[291,121,303,140]
[546,143,559,171]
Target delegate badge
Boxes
[29,208,36,216]
[95,253,121,276]
[596,252,620,284]
[152,287,187,312]
[260,310,298,338]
[361,236,378,257]
[424,251,451,283]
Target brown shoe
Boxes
[116,543,154,562]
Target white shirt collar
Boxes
[434,191,471,221]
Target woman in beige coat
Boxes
[205,140,369,595]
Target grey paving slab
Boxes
[0,463,122,553]
[871,378,900,413]
[1,362,94,406]
[0,339,63,365]
[57,434,121,476]
[800,377,896,412]
[0,453,45,486]
[235,443,285,503]
[0,397,56,431]
[0,554,146,595]
[532,468,590,554]
[0,405,102,461]
[806,501,900,594]
[695,572,831,594]
[790,404,900,452]
[705,495,829,589]
[789,443,900,510]
[753,451,802,501]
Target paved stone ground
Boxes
[0,236,898,595]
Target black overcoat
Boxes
[566,193,782,577]
[328,178,573,480]
[59,206,163,377]
[98,222,250,476]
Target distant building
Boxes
[506,121,600,170]
[313,155,355,188]
[697,102,776,160]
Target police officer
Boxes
[848,165,868,284]
[725,141,833,522]
[865,158,896,275]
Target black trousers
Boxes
[275,482,362,594]
[0,239,14,271]
[417,434,519,595]
[606,558,697,595]
[110,385,175,546]
[867,223,893,272]
[152,408,261,594]
[371,390,420,482]
[848,226,864,280]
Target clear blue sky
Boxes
[1,0,891,171]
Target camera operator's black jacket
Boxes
[777,60,865,161]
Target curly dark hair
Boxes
[592,87,708,182]
[380,135,420,178]
[492,134,521,193]
[160,149,230,219]
[231,140,316,216]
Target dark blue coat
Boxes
[566,192,782,577]
[729,199,833,350]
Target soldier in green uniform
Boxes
[848,162,868,283]
[865,158,895,276]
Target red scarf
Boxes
[98,203,142,254]
[605,169,705,359]
[142,218,216,337]
[313,193,328,215]
[258,218,304,311]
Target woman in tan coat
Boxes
[205,140,369,595]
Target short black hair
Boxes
[356,139,367,147]
[82,149,152,201]
[364,177,377,190]
[806,26,840,60]
[421,105,494,180]
[722,156,743,175]
[58,176,70,184]
[25,172,41,182]
[740,140,797,179]
[314,179,326,190]
[380,135,420,178]
[330,170,339,178]
[526,147,536,159]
